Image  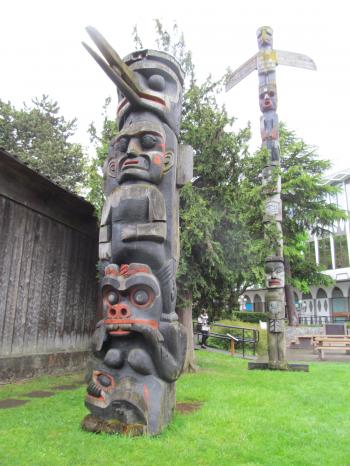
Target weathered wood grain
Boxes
[0,153,98,361]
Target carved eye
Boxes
[141,134,157,150]
[130,287,154,307]
[148,74,165,91]
[268,91,275,97]
[116,137,128,153]
[108,159,117,177]
[107,291,119,305]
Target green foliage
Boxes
[0,95,87,192]
[232,311,268,323]
[86,97,118,214]
[278,124,347,291]
[249,123,347,293]
[177,76,268,315]
[153,19,195,86]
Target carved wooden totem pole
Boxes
[226,26,315,370]
[81,27,192,435]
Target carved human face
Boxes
[259,85,277,112]
[112,120,171,184]
[257,26,273,48]
[265,259,284,288]
[117,50,184,135]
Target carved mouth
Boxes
[103,318,159,335]
[121,157,148,171]
[123,160,139,166]
[269,279,281,286]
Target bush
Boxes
[232,311,268,323]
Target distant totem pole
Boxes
[226,27,316,370]
[82,27,193,435]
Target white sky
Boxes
[1,0,349,173]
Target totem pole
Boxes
[81,27,193,435]
[226,27,315,370]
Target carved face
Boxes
[117,50,184,135]
[259,85,277,112]
[101,263,162,336]
[111,119,171,184]
[265,259,284,288]
[257,26,273,48]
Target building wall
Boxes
[243,283,350,324]
[0,150,98,381]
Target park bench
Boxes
[314,336,350,360]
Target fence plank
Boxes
[1,202,27,355]
[12,207,36,353]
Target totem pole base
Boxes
[81,414,146,436]
[82,374,176,436]
[248,362,309,372]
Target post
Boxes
[257,27,287,369]
[230,338,235,356]
[226,26,315,371]
[81,27,193,435]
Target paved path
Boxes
[197,344,350,363]
[256,347,350,363]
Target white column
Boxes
[330,235,336,270]
[344,181,350,266]
[314,235,319,265]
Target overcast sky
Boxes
[1,0,348,173]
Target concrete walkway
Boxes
[196,344,350,363]
[255,347,350,363]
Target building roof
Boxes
[0,147,97,235]
[324,168,350,184]
[0,147,94,210]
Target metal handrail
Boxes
[193,321,259,357]
[211,322,260,343]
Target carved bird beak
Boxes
[82,26,142,106]
[82,26,166,118]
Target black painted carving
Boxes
[82,27,193,435]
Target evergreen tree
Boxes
[278,124,347,322]
[0,95,87,192]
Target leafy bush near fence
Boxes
[232,311,268,323]
[207,320,267,357]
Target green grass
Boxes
[1,353,350,466]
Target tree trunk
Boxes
[284,259,299,326]
[177,290,197,373]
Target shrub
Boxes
[232,311,268,323]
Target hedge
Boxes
[232,311,268,323]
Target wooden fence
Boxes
[0,149,98,381]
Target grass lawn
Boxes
[1,352,350,466]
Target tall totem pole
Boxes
[81,27,193,435]
[226,27,316,370]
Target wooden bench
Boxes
[314,337,350,360]
[312,335,350,351]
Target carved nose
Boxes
[127,138,140,156]
[108,304,131,319]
